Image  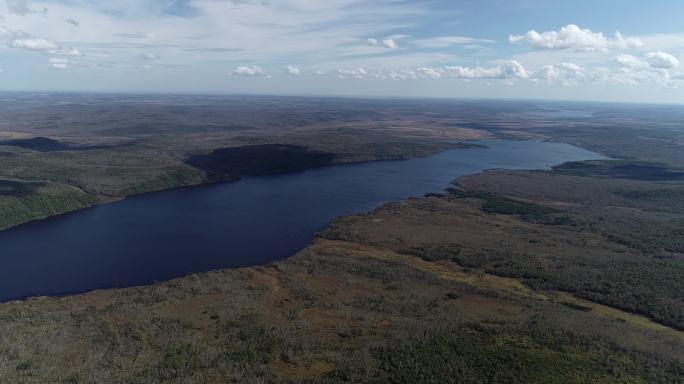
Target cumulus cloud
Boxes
[533,63,586,86]
[608,51,680,86]
[382,38,398,49]
[365,60,680,88]
[286,66,301,75]
[617,52,680,69]
[509,24,643,51]
[374,68,443,80]
[645,51,680,69]
[436,59,676,87]
[7,34,82,56]
[531,60,678,88]
[444,66,500,79]
[374,69,414,80]
[501,60,529,79]
[233,65,268,76]
[367,37,398,49]
[608,67,671,86]
[416,67,442,79]
[337,68,367,79]
[616,54,648,68]
[445,60,529,80]
[10,37,60,51]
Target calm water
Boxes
[0,140,604,301]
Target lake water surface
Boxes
[0,140,605,301]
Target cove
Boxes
[0,140,604,302]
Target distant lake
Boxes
[0,140,605,301]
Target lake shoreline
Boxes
[0,141,481,234]
[0,140,604,303]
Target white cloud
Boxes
[337,68,367,79]
[233,65,268,76]
[7,34,82,56]
[416,67,442,79]
[374,67,444,80]
[645,51,680,69]
[607,67,671,86]
[501,60,529,79]
[1,0,424,76]
[603,51,679,87]
[53,47,83,56]
[443,66,500,79]
[509,24,643,52]
[616,54,648,68]
[616,52,680,70]
[382,38,398,49]
[358,60,681,89]
[445,60,529,80]
[527,59,677,87]
[374,69,414,80]
[48,57,69,69]
[10,37,60,51]
[367,37,398,49]
[533,63,586,86]
[286,66,301,75]
[0,0,679,101]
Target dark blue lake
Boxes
[0,140,604,301]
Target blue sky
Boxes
[0,0,683,103]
